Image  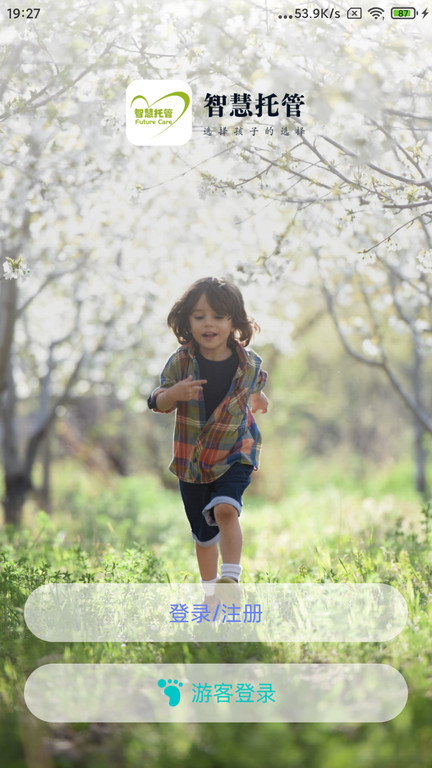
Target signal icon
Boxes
[368,6,385,16]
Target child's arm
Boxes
[155,375,207,412]
[250,391,269,413]
[148,350,206,413]
[249,356,269,414]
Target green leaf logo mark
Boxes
[131,91,190,137]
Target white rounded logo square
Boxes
[126,80,192,146]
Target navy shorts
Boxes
[179,462,254,548]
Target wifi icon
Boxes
[368,6,385,17]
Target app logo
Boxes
[126,80,192,146]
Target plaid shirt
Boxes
[148,340,268,484]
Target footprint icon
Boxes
[157,678,183,707]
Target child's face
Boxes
[189,293,234,359]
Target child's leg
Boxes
[213,502,242,566]
[195,539,219,580]
[179,479,220,581]
[203,464,253,582]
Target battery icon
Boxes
[390,7,417,16]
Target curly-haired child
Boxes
[148,277,268,598]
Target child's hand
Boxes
[174,375,207,402]
[250,392,269,414]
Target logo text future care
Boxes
[126,80,192,146]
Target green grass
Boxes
[1,462,432,767]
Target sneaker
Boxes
[215,577,243,605]
[216,577,238,583]
[205,592,221,617]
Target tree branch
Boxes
[384,200,432,210]
[361,214,428,254]
[376,254,432,300]
[17,265,84,316]
[242,147,334,191]
[315,252,432,434]
[320,135,432,189]
[1,38,116,122]
[370,119,428,180]
[24,350,87,478]
[384,108,432,123]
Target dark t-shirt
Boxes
[195,347,238,421]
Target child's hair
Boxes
[167,277,260,347]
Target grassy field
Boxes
[1,461,432,767]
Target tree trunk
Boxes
[3,472,32,525]
[1,351,54,524]
[412,347,428,497]
[0,279,17,415]
[414,422,428,498]
[33,432,52,514]
[2,358,23,525]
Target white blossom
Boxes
[362,339,380,357]
[416,250,432,273]
[2,258,31,281]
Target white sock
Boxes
[201,575,220,596]
[221,563,242,582]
